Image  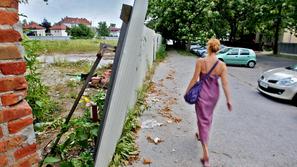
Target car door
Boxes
[225,48,239,64]
[239,49,250,65]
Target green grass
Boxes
[40,39,118,55]
[176,49,196,57]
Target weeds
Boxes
[156,44,167,61]
[109,64,156,167]
[22,37,58,122]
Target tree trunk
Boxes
[229,21,237,42]
[273,4,282,55]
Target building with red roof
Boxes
[59,16,92,28]
[50,23,68,36]
[109,24,121,37]
[23,22,46,36]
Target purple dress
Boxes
[195,73,220,144]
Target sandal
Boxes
[195,132,201,141]
[200,158,210,167]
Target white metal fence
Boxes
[94,0,162,166]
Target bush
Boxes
[69,24,95,39]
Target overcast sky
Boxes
[20,0,135,27]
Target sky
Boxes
[19,0,135,27]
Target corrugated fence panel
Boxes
[95,0,162,166]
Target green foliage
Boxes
[22,38,58,122]
[69,24,95,39]
[156,44,167,61]
[44,90,106,167]
[148,0,297,44]
[97,21,110,37]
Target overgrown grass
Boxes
[156,44,167,61]
[40,39,118,54]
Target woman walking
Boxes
[185,38,232,167]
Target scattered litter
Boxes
[172,149,176,152]
[143,158,152,165]
[141,119,163,129]
[167,120,173,124]
[146,135,164,145]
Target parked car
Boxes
[190,46,207,57]
[258,64,297,105]
[216,47,257,68]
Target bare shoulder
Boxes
[195,58,203,66]
[218,60,227,76]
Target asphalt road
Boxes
[129,51,297,167]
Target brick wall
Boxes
[0,0,39,166]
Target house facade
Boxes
[23,22,46,36]
[50,24,68,36]
[280,29,297,43]
[109,24,120,37]
[59,16,92,28]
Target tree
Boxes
[41,18,51,33]
[147,0,217,48]
[97,22,110,37]
[69,24,95,39]
[257,0,297,54]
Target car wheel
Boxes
[247,61,256,68]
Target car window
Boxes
[240,49,250,55]
[227,48,239,55]
[218,47,231,54]
[286,64,297,71]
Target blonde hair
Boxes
[207,38,220,53]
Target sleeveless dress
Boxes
[195,62,220,145]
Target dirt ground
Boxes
[36,53,114,155]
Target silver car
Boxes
[258,64,297,104]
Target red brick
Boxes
[0,61,26,75]
[14,143,37,160]
[0,0,18,9]
[0,155,8,166]
[0,45,21,60]
[0,101,32,123]
[8,117,33,133]
[0,10,18,25]
[0,29,21,42]
[0,136,23,153]
[0,127,3,138]
[14,153,40,167]
[1,91,27,106]
[0,76,27,92]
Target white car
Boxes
[258,64,297,105]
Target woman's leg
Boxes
[201,143,209,161]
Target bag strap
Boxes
[204,60,219,80]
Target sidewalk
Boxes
[129,51,202,167]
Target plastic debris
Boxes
[141,119,163,129]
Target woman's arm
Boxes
[220,64,232,111]
[185,59,201,94]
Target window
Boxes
[218,47,231,54]
[240,49,250,55]
[227,48,239,55]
